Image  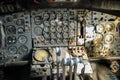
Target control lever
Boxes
[0,21,5,49]
[56,47,61,80]
[42,57,52,80]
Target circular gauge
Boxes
[63,20,68,26]
[50,13,56,19]
[44,40,50,45]
[34,50,50,62]
[8,46,17,54]
[34,16,42,25]
[70,21,75,29]
[105,34,114,44]
[18,35,27,44]
[63,39,68,44]
[50,20,56,26]
[95,43,103,50]
[63,13,68,19]
[50,33,56,39]
[17,27,25,34]
[18,45,28,54]
[57,39,62,44]
[34,27,42,35]
[57,26,62,32]
[95,33,103,41]
[7,36,16,44]
[96,24,104,33]
[43,26,49,32]
[105,22,115,31]
[63,33,69,38]
[57,33,62,38]
[16,19,24,26]
[57,13,62,19]
[43,32,50,39]
[7,25,16,34]
[63,26,68,32]
[43,13,49,20]
[44,21,50,26]
[50,39,56,44]
[50,26,56,32]
[5,16,13,22]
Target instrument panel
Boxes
[0,9,119,63]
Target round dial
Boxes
[7,36,16,44]
[34,27,42,35]
[50,39,56,44]
[105,34,114,44]
[8,46,17,54]
[44,21,50,26]
[57,26,62,32]
[95,33,103,41]
[63,26,68,32]
[63,33,69,38]
[95,43,103,51]
[50,13,56,19]
[34,50,50,62]
[34,16,42,25]
[17,27,25,34]
[63,13,68,19]
[57,33,62,38]
[43,13,49,20]
[7,25,16,34]
[70,21,75,29]
[50,33,56,39]
[50,20,56,26]
[96,24,104,33]
[57,13,62,19]
[5,16,13,22]
[44,26,49,32]
[18,35,27,44]
[50,26,56,32]
[16,19,24,26]
[18,45,28,54]
[105,22,115,31]
[43,32,50,39]
[63,20,68,26]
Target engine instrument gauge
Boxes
[105,22,115,31]
[16,19,24,26]
[96,24,104,33]
[34,50,50,62]
[7,25,16,34]
[8,46,17,54]
[18,35,27,44]
[105,34,114,44]
[7,36,16,44]
[18,45,28,54]
[34,27,42,35]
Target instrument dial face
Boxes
[34,16,42,25]
[18,35,27,44]
[7,36,16,44]
[17,27,25,34]
[34,50,49,62]
[34,27,42,35]
[7,25,16,34]
[105,22,114,31]
[18,45,28,54]
[96,24,104,33]
[95,33,103,41]
[105,34,114,44]
[16,19,24,26]
[8,46,17,54]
